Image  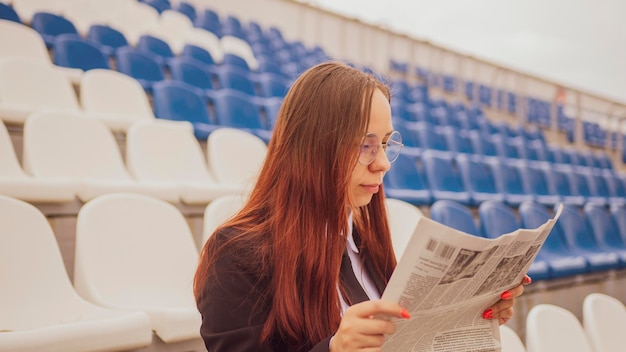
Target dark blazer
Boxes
[197,227,387,352]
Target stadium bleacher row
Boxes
[1,0,626,351]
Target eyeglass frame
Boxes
[358,130,404,166]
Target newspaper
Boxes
[381,204,563,352]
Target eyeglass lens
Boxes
[359,131,403,165]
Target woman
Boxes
[194,62,528,351]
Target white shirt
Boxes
[339,214,382,313]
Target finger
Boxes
[353,318,397,336]
[346,300,410,320]
[499,283,524,300]
[522,274,532,285]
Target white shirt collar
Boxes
[346,212,359,254]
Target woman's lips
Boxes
[361,184,380,193]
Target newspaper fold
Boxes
[381,204,563,352]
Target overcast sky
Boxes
[312,0,626,105]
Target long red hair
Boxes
[194,62,397,350]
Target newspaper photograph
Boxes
[381,204,563,352]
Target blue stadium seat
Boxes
[214,65,256,96]
[487,158,534,206]
[152,80,219,140]
[194,8,221,37]
[603,172,626,201]
[53,35,109,71]
[222,15,245,39]
[491,134,523,159]
[564,169,607,206]
[468,130,499,158]
[168,57,216,92]
[383,154,432,206]
[255,56,282,75]
[430,200,480,236]
[222,53,250,71]
[421,150,471,205]
[262,97,282,130]
[546,168,586,206]
[411,122,451,155]
[518,163,561,206]
[455,154,505,206]
[175,1,197,22]
[518,201,588,279]
[87,25,129,57]
[31,12,79,48]
[140,0,171,13]
[115,47,165,93]
[181,44,216,66]
[245,21,265,43]
[0,3,21,23]
[585,172,625,206]
[255,73,289,98]
[527,139,548,162]
[478,200,520,238]
[440,126,473,155]
[136,35,175,67]
[584,203,626,267]
[557,204,621,272]
[209,89,271,142]
[611,204,626,244]
[479,200,550,281]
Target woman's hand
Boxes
[482,275,532,325]
[330,300,410,351]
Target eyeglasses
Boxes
[358,131,404,166]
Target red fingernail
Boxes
[523,276,532,285]
[401,309,411,319]
[501,291,512,300]
[483,309,493,319]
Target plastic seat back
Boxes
[558,204,602,252]
[526,304,593,352]
[23,110,130,180]
[202,194,247,245]
[115,47,165,87]
[31,12,78,47]
[80,69,155,121]
[126,120,213,184]
[0,58,80,116]
[215,65,256,96]
[421,151,466,194]
[181,44,215,66]
[256,73,289,98]
[53,34,109,71]
[0,195,83,331]
[430,200,480,236]
[152,80,212,125]
[478,200,519,238]
[0,19,50,63]
[385,198,424,258]
[136,34,175,64]
[206,128,267,186]
[211,89,265,130]
[455,154,499,195]
[194,8,221,37]
[584,202,626,250]
[168,57,215,91]
[583,293,626,352]
[383,154,432,205]
[500,325,527,352]
[75,193,199,308]
[0,3,21,23]
[87,24,129,55]
[611,204,626,243]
